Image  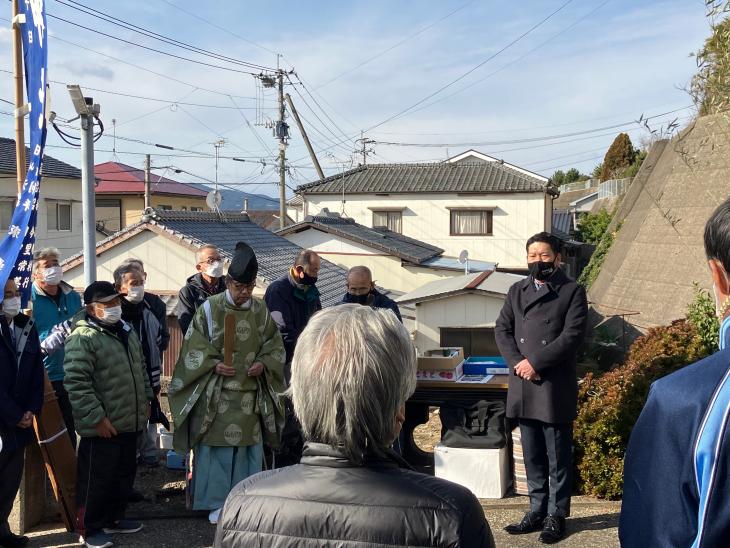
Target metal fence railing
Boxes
[598,178,631,199]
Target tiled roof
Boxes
[0,137,82,179]
[149,210,346,306]
[396,270,524,305]
[95,162,208,197]
[244,209,295,231]
[278,210,443,264]
[296,162,554,195]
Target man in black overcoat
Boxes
[495,232,587,544]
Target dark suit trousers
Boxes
[519,419,573,518]
[76,433,137,537]
[0,448,25,536]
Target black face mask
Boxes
[344,292,370,305]
[528,260,556,281]
[300,272,318,286]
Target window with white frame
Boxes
[372,210,402,233]
[47,201,72,231]
[449,209,493,236]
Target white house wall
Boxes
[284,229,464,293]
[304,192,546,269]
[413,293,506,354]
[1,176,84,258]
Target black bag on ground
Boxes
[440,400,506,449]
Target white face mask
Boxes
[41,265,63,286]
[2,296,21,318]
[205,261,224,278]
[97,305,122,325]
[125,285,145,304]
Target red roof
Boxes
[94,162,208,197]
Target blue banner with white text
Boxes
[0,1,48,306]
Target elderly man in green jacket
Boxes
[64,281,153,548]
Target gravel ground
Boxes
[26,410,620,547]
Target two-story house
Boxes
[1,137,84,258]
[294,150,557,271]
[95,161,209,233]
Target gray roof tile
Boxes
[0,137,82,179]
[279,211,443,264]
[296,162,553,195]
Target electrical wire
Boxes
[56,0,276,71]
[315,0,477,89]
[363,0,575,132]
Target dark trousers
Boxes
[76,433,138,537]
[52,380,77,449]
[0,448,25,536]
[519,419,573,518]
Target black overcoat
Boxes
[495,268,588,424]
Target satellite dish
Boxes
[206,190,222,210]
[458,250,469,264]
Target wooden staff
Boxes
[32,372,77,532]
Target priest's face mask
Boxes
[227,279,255,306]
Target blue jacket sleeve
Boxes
[264,284,297,363]
[620,383,699,547]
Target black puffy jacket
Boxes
[215,443,495,548]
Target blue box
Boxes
[166,450,186,470]
[463,356,508,375]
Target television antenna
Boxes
[458,249,470,275]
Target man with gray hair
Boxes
[215,305,495,548]
[177,245,226,335]
[31,247,82,447]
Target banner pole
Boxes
[11,0,26,196]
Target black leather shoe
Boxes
[0,532,30,548]
[539,515,566,544]
[504,511,545,534]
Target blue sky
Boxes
[0,0,712,198]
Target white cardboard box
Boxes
[434,443,509,499]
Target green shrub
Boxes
[578,221,622,288]
[687,282,720,354]
[576,209,612,245]
[574,319,710,499]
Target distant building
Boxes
[294,150,558,270]
[0,137,84,257]
[94,161,208,232]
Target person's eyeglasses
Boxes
[229,281,255,293]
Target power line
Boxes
[407,0,613,115]
[56,0,276,71]
[363,0,575,132]
[315,0,477,89]
[47,12,268,77]
[291,74,353,144]
[372,106,690,148]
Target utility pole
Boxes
[144,154,151,210]
[67,85,100,287]
[213,139,225,192]
[276,60,288,230]
[356,132,375,165]
[285,93,324,181]
[11,0,27,195]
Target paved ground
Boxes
[26,495,620,547]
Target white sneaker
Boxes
[208,508,221,524]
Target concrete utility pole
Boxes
[356,132,375,165]
[67,85,100,287]
[144,154,151,210]
[11,0,27,195]
[276,64,288,230]
[213,139,225,192]
[285,93,324,181]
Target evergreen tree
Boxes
[600,133,636,182]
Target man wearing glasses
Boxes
[169,242,285,525]
[177,245,227,335]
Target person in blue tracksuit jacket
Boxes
[31,247,82,448]
[620,198,730,547]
